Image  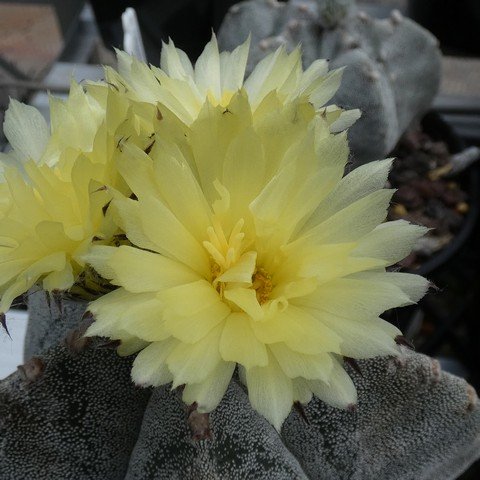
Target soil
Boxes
[387,125,469,270]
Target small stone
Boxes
[456,202,469,214]
[357,10,369,22]
[259,38,270,51]
[391,204,408,217]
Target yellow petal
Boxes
[160,39,194,78]
[307,308,401,359]
[131,339,178,387]
[3,99,49,162]
[352,221,428,265]
[139,196,210,276]
[159,280,223,315]
[111,197,160,253]
[164,299,230,343]
[105,245,200,293]
[309,158,393,225]
[297,189,395,245]
[215,251,257,284]
[251,305,342,355]
[297,277,411,321]
[219,37,250,92]
[308,357,357,409]
[223,287,264,320]
[167,323,223,386]
[292,378,313,404]
[270,343,333,382]
[246,351,293,430]
[352,271,430,304]
[194,34,221,98]
[219,312,268,368]
[182,360,235,412]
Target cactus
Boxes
[1,293,480,479]
[218,0,442,164]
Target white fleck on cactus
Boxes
[218,0,442,164]
[1,292,479,479]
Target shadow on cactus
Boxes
[0,35,479,479]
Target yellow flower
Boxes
[106,35,360,131]
[0,158,110,313]
[0,84,157,313]
[85,92,428,430]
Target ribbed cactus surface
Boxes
[1,292,479,479]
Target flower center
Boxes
[203,217,274,309]
[252,268,273,305]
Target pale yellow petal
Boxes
[4,99,49,162]
[297,189,394,245]
[297,277,411,321]
[42,261,74,291]
[251,305,342,355]
[352,220,428,265]
[309,67,344,108]
[329,108,361,133]
[309,158,393,225]
[219,37,250,92]
[167,323,223,386]
[182,361,235,412]
[103,245,200,293]
[223,287,264,320]
[131,339,178,387]
[111,197,160,253]
[215,251,257,284]
[270,343,333,382]
[219,312,268,368]
[308,357,357,409]
[306,308,401,358]
[351,271,430,304]
[164,299,230,343]
[82,245,117,280]
[292,378,313,404]
[160,280,223,315]
[246,351,293,430]
[139,196,210,276]
[194,34,221,98]
[160,39,194,78]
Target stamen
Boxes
[203,241,226,268]
[252,268,273,305]
[225,247,235,268]
[212,216,229,251]
[206,226,222,251]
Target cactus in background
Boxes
[1,293,480,480]
[218,0,442,164]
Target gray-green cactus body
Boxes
[0,339,151,480]
[1,293,480,479]
[218,0,442,164]
[24,289,89,360]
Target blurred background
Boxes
[0,0,479,477]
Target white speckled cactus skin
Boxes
[218,0,442,165]
[0,291,479,479]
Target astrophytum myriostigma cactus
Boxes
[1,291,479,480]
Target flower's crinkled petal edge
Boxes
[2,99,49,164]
